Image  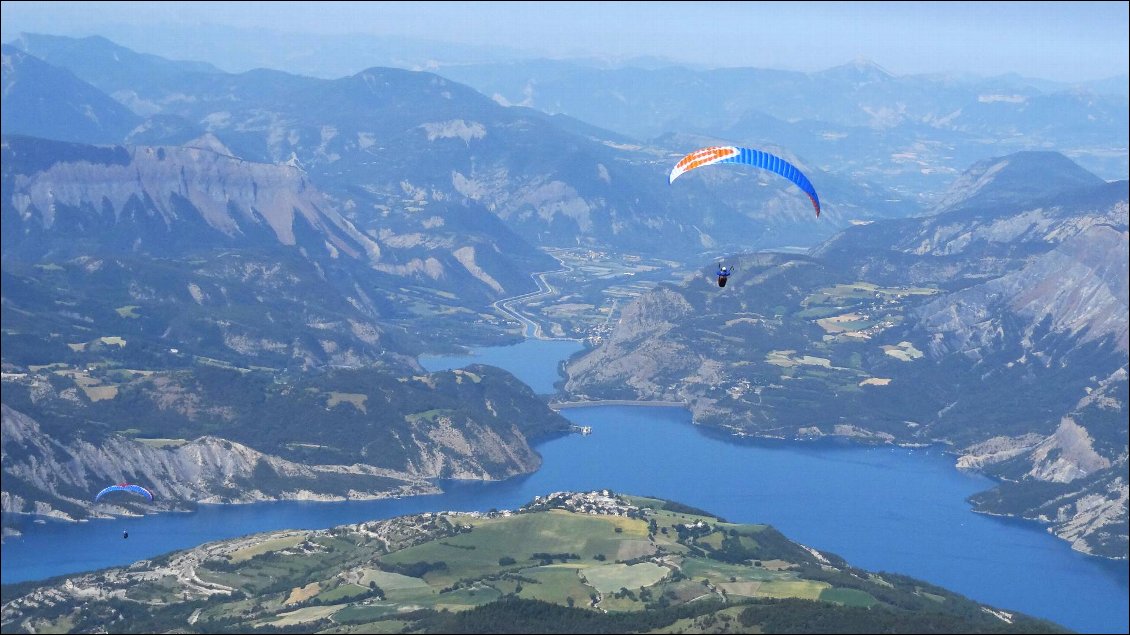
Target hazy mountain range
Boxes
[440,58,1128,203]
[13,27,1122,210]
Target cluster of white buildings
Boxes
[527,490,639,517]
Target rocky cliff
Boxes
[918,224,1128,359]
[1,403,436,523]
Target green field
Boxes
[432,585,503,611]
[404,408,454,424]
[579,562,668,593]
[331,603,403,624]
[515,565,596,606]
[358,568,430,590]
[382,510,650,585]
[228,534,306,563]
[820,586,879,607]
[680,557,778,583]
[317,583,369,603]
[755,579,830,600]
[327,391,368,413]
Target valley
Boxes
[489,247,695,343]
[0,17,1126,633]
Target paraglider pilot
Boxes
[716,265,732,288]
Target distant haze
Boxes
[2,1,1127,83]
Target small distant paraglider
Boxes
[94,483,155,504]
[93,484,150,539]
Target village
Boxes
[522,490,642,518]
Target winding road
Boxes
[491,254,576,341]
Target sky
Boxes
[1,1,1128,82]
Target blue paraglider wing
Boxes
[669,145,822,217]
[94,483,154,503]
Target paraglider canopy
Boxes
[669,145,822,217]
[94,483,154,503]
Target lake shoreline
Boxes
[3,405,1126,633]
[549,399,688,409]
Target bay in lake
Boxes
[419,337,585,395]
[3,338,1127,633]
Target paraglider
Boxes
[94,483,154,504]
[669,145,822,217]
[671,145,820,289]
[716,263,733,288]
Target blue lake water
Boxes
[419,337,585,395]
[3,339,1128,634]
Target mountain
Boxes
[0,134,561,374]
[437,58,1129,205]
[9,31,1126,220]
[5,33,223,116]
[1,364,571,524]
[563,152,1129,558]
[0,42,605,539]
[0,491,1068,633]
[0,132,572,531]
[7,27,537,79]
[924,151,1109,212]
[1,135,381,261]
[0,44,141,144]
[4,35,911,258]
[811,151,1119,286]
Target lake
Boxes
[419,337,584,395]
[3,338,1127,634]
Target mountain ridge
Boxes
[3,35,911,258]
[0,44,141,144]
[563,153,1129,559]
[1,364,572,526]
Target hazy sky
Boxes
[2,1,1127,82]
